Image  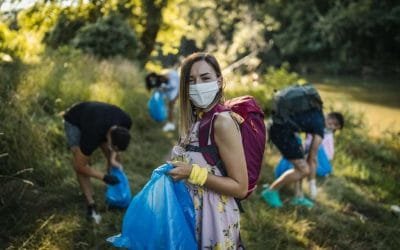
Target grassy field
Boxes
[244,74,400,249]
[308,75,400,137]
[1,55,399,249]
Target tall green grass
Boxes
[0,49,174,248]
[241,111,400,250]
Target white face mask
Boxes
[189,80,220,108]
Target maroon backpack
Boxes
[186,96,266,199]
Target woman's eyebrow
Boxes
[190,72,210,78]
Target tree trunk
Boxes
[138,0,167,64]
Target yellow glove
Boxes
[188,164,208,186]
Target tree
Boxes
[137,0,168,62]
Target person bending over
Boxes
[63,101,132,220]
[263,85,343,208]
[145,69,180,132]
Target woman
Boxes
[168,52,248,249]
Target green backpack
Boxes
[271,84,323,125]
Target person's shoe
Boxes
[290,197,314,208]
[309,179,318,199]
[261,188,283,208]
[87,204,102,224]
[162,122,176,132]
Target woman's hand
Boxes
[167,161,192,181]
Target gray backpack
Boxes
[271,84,323,126]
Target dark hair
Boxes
[145,72,161,91]
[328,112,345,129]
[110,127,131,151]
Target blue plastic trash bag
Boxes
[106,167,132,208]
[148,90,167,122]
[274,157,293,179]
[274,147,333,179]
[315,146,332,177]
[107,163,197,250]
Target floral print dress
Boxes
[172,121,241,250]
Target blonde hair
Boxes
[178,52,224,141]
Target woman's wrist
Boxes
[188,164,208,186]
[186,164,193,178]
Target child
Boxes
[145,69,180,132]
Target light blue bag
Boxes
[147,90,167,122]
[107,164,197,250]
[315,146,332,177]
[274,157,293,179]
[105,167,132,208]
[274,146,333,178]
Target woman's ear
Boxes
[217,76,223,87]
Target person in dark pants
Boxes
[63,101,132,221]
[263,108,325,208]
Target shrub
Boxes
[44,9,87,49]
[72,14,138,59]
[225,63,303,114]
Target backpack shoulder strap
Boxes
[183,104,228,169]
[192,102,252,213]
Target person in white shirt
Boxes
[145,69,180,132]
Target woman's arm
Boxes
[169,113,248,199]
